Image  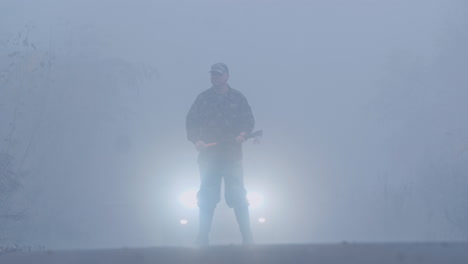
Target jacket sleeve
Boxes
[239,95,255,135]
[186,94,203,143]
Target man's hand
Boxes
[195,140,218,151]
[235,132,247,143]
[194,140,207,151]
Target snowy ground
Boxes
[0,242,467,264]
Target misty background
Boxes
[0,0,467,249]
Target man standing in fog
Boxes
[186,63,255,246]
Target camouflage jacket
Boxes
[186,86,255,147]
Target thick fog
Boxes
[1,0,467,249]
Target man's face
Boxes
[211,71,229,87]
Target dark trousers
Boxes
[197,151,249,209]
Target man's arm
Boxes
[236,94,255,143]
[186,94,203,144]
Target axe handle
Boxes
[204,130,263,148]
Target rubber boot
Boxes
[194,206,215,247]
[234,206,254,245]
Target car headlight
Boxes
[178,189,198,209]
[247,191,264,209]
